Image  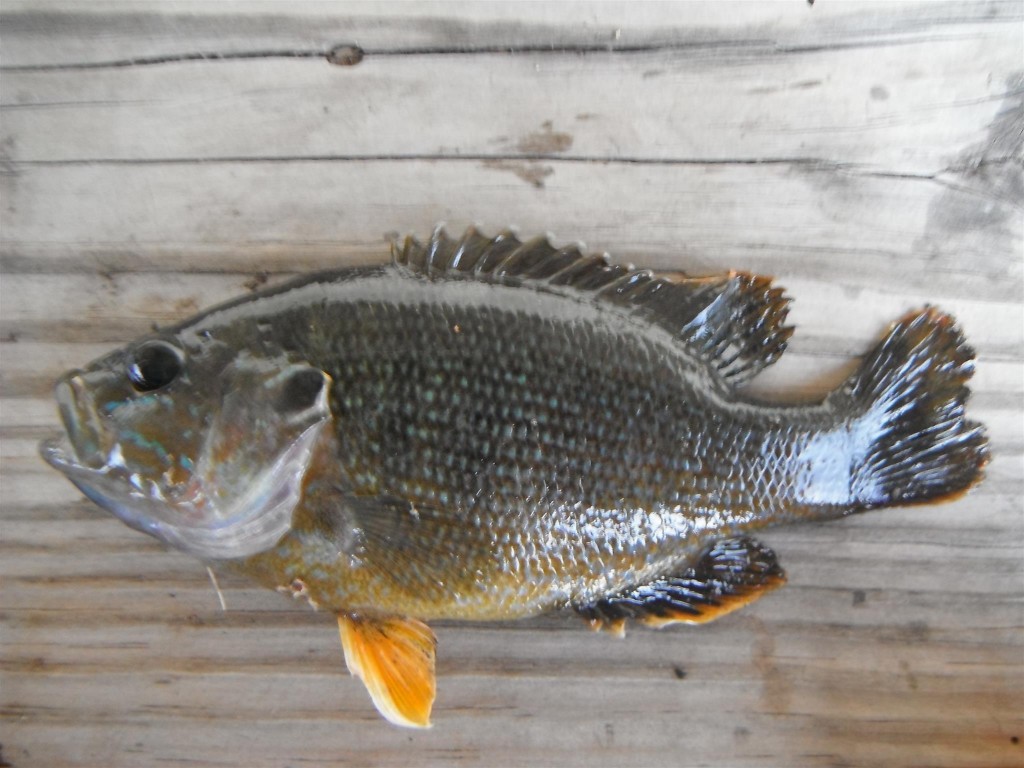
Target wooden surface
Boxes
[1,2,1022,766]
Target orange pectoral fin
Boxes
[337,613,437,728]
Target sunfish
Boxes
[41,228,988,727]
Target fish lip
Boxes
[39,432,77,470]
[39,431,118,489]
[51,372,109,469]
[39,435,169,539]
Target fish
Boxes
[41,227,989,728]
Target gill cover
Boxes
[184,357,334,559]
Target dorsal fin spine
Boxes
[494,238,544,277]
[548,253,608,286]
[597,270,649,300]
[395,227,793,382]
[525,248,577,280]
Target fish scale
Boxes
[239,291,818,619]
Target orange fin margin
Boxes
[640,572,785,628]
[576,536,786,632]
[337,613,437,728]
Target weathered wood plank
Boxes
[2,163,1020,297]
[3,33,1020,171]
[2,1,1019,68]
[1,518,1021,768]
[1,2,1021,768]
[1,625,1021,767]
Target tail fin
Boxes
[840,308,988,507]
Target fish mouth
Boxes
[39,432,80,472]
[39,384,184,545]
[39,373,159,537]
[46,372,110,470]
[41,426,317,561]
[40,440,172,542]
[40,428,185,547]
[40,414,321,564]
[39,365,324,561]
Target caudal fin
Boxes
[841,308,988,507]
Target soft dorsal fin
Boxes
[394,227,793,383]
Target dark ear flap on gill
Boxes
[275,367,332,424]
[278,368,330,412]
[395,227,793,383]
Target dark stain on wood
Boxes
[243,271,270,292]
[516,121,573,154]
[481,159,553,188]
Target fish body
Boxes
[42,228,988,727]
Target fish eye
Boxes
[127,341,184,392]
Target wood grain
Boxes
[1,2,1021,767]
[4,36,1018,171]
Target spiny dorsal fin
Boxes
[394,227,793,383]
[575,536,786,634]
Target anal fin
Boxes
[337,613,437,728]
[577,536,785,633]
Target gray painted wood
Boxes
[1,3,1021,767]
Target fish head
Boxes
[40,333,333,561]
